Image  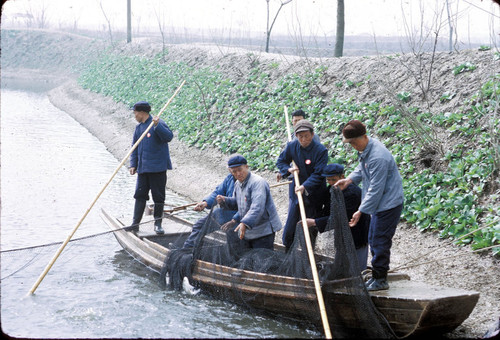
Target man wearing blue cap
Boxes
[305,163,370,271]
[181,173,237,249]
[216,154,282,250]
[129,101,174,235]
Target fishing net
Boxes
[160,186,396,338]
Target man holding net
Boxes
[216,155,282,250]
[181,173,237,249]
[306,163,370,271]
[335,120,404,291]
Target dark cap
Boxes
[321,164,344,177]
[342,120,366,142]
[291,109,306,118]
[227,154,247,168]
[132,101,151,113]
[294,119,314,134]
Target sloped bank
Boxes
[46,77,499,339]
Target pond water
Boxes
[0,87,318,338]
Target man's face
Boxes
[134,110,147,123]
[229,165,249,183]
[326,174,343,186]
[296,130,314,148]
[292,115,305,126]
[346,135,368,152]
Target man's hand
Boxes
[216,195,226,205]
[193,201,208,212]
[305,218,316,228]
[288,166,299,175]
[235,223,246,239]
[152,116,160,126]
[276,172,282,182]
[349,211,361,227]
[335,178,352,190]
[221,219,236,232]
[295,185,306,195]
[129,167,137,175]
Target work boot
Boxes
[366,277,389,291]
[129,199,146,233]
[153,202,165,235]
[364,277,375,288]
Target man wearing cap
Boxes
[335,120,404,291]
[216,155,282,250]
[287,109,321,144]
[129,101,174,235]
[305,163,370,271]
[276,119,328,251]
[181,173,237,249]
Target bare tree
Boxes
[99,0,114,45]
[399,0,447,104]
[334,0,345,57]
[24,0,49,29]
[153,1,167,55]
[265,0,292,53]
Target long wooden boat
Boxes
[100,208,479,338]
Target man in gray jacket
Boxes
[217,154,282,250]
[335,120,404,291]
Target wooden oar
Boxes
[163,202,198,213]
[28,80,186,295]
[283,106,332,339]
[270,180,292,188]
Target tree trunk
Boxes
[334,0,345,57]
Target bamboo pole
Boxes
[283,106,332,339]
[28,80,186,295]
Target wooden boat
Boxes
[100,208,479,338]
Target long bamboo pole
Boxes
[28,80,186,295]
[284,106,332,339]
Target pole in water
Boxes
[284,106,332,339]
[28,80,186,295]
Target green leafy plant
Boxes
[452,62,477,75]
[77,52,499,254]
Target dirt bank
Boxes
[40,76,499,339]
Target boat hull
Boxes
[101,209,479,337]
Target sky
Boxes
[1,0,499,43]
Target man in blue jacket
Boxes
[305,163,370,271]
[276,120,328,251]
[182,173,237,249]
[217,155,282,250]
[129,101,174,235]
[335,120,404,291]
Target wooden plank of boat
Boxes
[100,208,480,337]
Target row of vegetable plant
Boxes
[77,51,499,254]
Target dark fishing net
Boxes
[161,187,396,338]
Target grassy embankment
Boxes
[77,50,500,254]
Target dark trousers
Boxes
[134,172,167,217]
[282,201,316,249]
[369,203,403,278]
[240,232,275,250]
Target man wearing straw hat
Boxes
[129,101,174,235]
[335,120,404,291]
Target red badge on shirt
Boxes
[305,159,311,165]
[147,133,151,138]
